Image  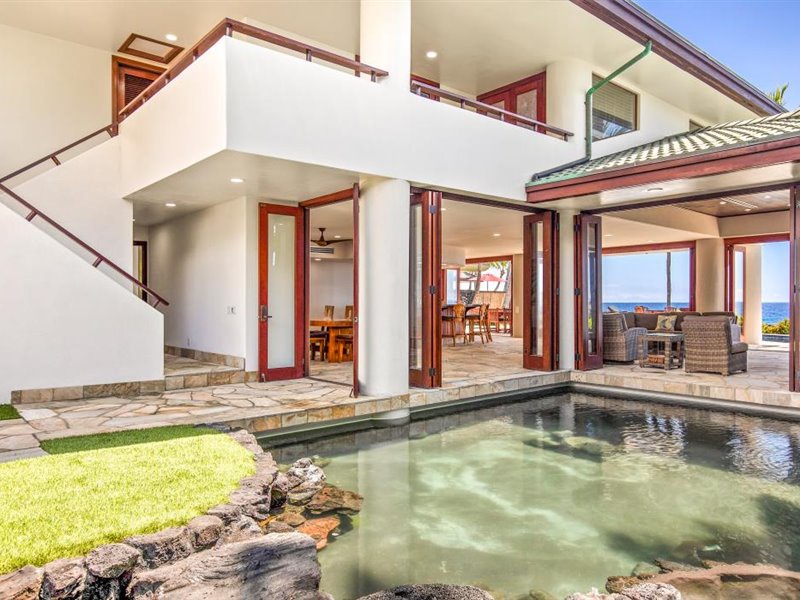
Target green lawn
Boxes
[0,425,255,574]
[0,405,20,420]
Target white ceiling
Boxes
[308,197,526,258]
[128,150,358,226]
[0,1,756,124]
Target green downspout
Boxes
[529,40,652,181]
[585,40,652,159]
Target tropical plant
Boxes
[769,84,789,106]
[763,319,790,335]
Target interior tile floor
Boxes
[309,334,528,386]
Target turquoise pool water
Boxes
[270,394,800,599]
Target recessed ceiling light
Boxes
[647,187,664,192]
[426,50,438,59]
[604,234,614,237]
[230,177,245,183]
[165,202,176,207]
[719,201,727,205]
[314,258,322,262]
[492,233,501,237]
[745,208,752,212]
[334,235,341,239]
[441,207,447,211]
[165,33,178,42]
[765,195,772,199]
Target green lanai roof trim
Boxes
[527,108,800,188]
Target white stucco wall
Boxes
[224,37,577,202]
[0,204,163,403]
[0,25,110,178]
[10,137,133,272]
[545,58,699,163]
[149,197,249,363]
[309,261,355,321]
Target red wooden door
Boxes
[523,211,558,370]
[409,190,442,388]
[352,184,360,397]
[575,214,603,370]
[258,203,305,381]
[791,185,800,392]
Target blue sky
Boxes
[603,2,795,304]
[603,244,789,303]
[635,0,800,108]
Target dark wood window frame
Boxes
[477,72,547,127]
[133,240,148,303]
[603,240,697,311]
[112,56,165,123]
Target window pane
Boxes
[516,89,538,121]
[592,75,636,141]
[267,213,296,369]
[409,204,423,370]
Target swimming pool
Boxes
[269,392,800,599]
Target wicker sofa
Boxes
[682,316,748,375]
[603,310,742,365]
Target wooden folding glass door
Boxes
[575,214,603,370]
[523,211,558,370]
[258,203,305,381]
[409,190,442,388]
[791,185,800,392]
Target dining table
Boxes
[309,318,353,363]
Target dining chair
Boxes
[334,327,354,361]
[442,303,467,346]
[466,304,490,344]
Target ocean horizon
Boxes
[603,302,789,324]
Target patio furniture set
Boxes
[603,311,748,375]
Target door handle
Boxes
[260,305,272,322]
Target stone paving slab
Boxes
[2,342,799,463]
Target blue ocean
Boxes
[602,302,789,324]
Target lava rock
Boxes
[265,521,295,534]
[205,503,243,525]
[187,515,223,550]
[40,558,86,600]
[127,532,327,599]
[0,565,43,600]
[124,527,194,569]
[85,544,141,579]
[276,511,307,527]
[227,429,263,456]
[228,488,271,520]
[286,458,326,504]
[216,516,263,546]
[306,485,363,515]
[357,584,495,600]
[297,516,341,550]
[271,472,290,508]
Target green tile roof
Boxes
[527,108,800,187]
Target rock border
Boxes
[0,426,313,600]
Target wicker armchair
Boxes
[683,316,748,375]
[602,313,647,362]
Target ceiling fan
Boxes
[311,227,351,247]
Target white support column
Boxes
[358,176,410,396]
[359,0,411,91]
[744,245,763,344]
[695,239,726,312]
[545,59,591,159]
[558,209,580,370]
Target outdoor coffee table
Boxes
[638,332,685,370]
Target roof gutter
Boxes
[530,40,652,182]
